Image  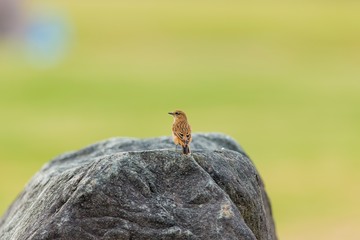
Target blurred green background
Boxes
[1,0,359,239]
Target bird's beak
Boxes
[168,112,174,116]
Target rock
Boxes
[0,133,277,240]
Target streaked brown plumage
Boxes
[168,110,192,155]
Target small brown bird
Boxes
[168,110,192,155]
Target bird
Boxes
[168,110,192,155]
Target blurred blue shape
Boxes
[25,10,70,67]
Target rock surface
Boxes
[0,133,277,240]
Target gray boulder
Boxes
[0,133,277,240]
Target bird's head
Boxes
[168,110,187,120]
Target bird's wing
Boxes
[175,131,191,145]
[175,131,185,142]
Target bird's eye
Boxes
[176,112,180,115]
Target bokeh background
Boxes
[1,0,359,239]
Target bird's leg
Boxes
[175,144,178,152]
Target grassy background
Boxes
[1,1,360,239]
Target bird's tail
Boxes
[182,145,190,155]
